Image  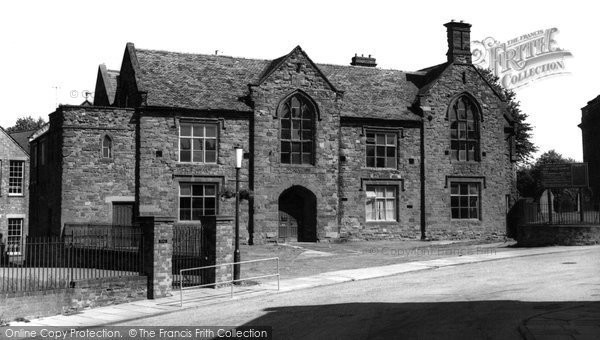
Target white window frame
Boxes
[8,160,24,196]
[365,185,397,222]
[7,218,23,256]
[178,123,218,164]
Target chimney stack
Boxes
[444,20,472,64]
[351,53,377,67]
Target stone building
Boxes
[0,128,29,259]
[29,21,517,242]
[580,95,600,203]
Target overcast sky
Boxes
[0,0,595,161]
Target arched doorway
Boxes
[278,186,317,242]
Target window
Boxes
[365,185,397,221]
[450,96,479,161]
[179,183,217,221]
[9,160,24,195]
[40,141,46,165]
[450,182,480,219]
[366,132,397,168]
[32,144,38,168]
[7,218,23,255]
[280,95,314,164]
[179,124,217,163]
[102,135,112,158]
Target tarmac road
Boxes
[116,247,600,339]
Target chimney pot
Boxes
[350,54,377,67]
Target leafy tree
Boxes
[477,67,537,164]
[5,116,46,134]
[517,150,576,198]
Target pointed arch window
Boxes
[102,135,113,158]
[450,96,480,161]
[280,94,315,165]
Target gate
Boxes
[172,218,215,288]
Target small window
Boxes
[366,132,397,168]
[40,141,46,165]
[179,124,218,163]
[365,185,397,221]
[450,182,480,219]
[9,160,24,195]
[7,218,23,255]
[102,135,112,158]
[179,183,217,221]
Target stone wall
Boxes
[136,111,251,243]
[251,48,341,243]
[517,225,600,246]
[339,122,422,240]
[0,276,146,322]
[419,64,514,239]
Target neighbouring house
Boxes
[580,95,600,206]
[29,21,517,243]
[0,127,30,260]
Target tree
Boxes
[517,150,576,198]
[477,67,537,164]
[5,116,46,133]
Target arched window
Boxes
[450,96,480,161]
[102,135,112,158]
[280,94,315,165]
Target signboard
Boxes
[540,163,589,188]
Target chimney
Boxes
[444,20,472,64]
[351,53,377,67]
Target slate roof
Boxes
[133,47,441,119]
[8,129,35,155]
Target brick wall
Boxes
[0,130,29,246]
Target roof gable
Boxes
[254,46,340,93]
[1,127,30,157]
[93,64,119,106]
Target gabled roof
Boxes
[93,64,119,106]
[2,127,30,156]
[254,45,340,93]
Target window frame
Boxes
[365,130,398,169]
[279,94,315,165]
[7,218,23,256]
[8,160,24,196]
[365,184,398,222]
[450,182,481,220]
[102,135,113,159]
[178,182,218,222]
[178,123,219,164]
[449,95,480,162]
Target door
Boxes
[112,202,134,226]
[279,211,299,242]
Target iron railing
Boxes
[523,188,600,225]
[0,225,143,293]
[179,257,280,307]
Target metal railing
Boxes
[0,226,143,292]
[179,257,280,307]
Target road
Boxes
[116,247,600,339]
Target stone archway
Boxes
[278,186,317,242]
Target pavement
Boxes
[6,244,600,339]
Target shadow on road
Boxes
[237,300,600,340]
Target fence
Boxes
[523,188,600,225]
[0,225,143,293]
[179,257,280,307]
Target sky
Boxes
[0,0,596,161]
